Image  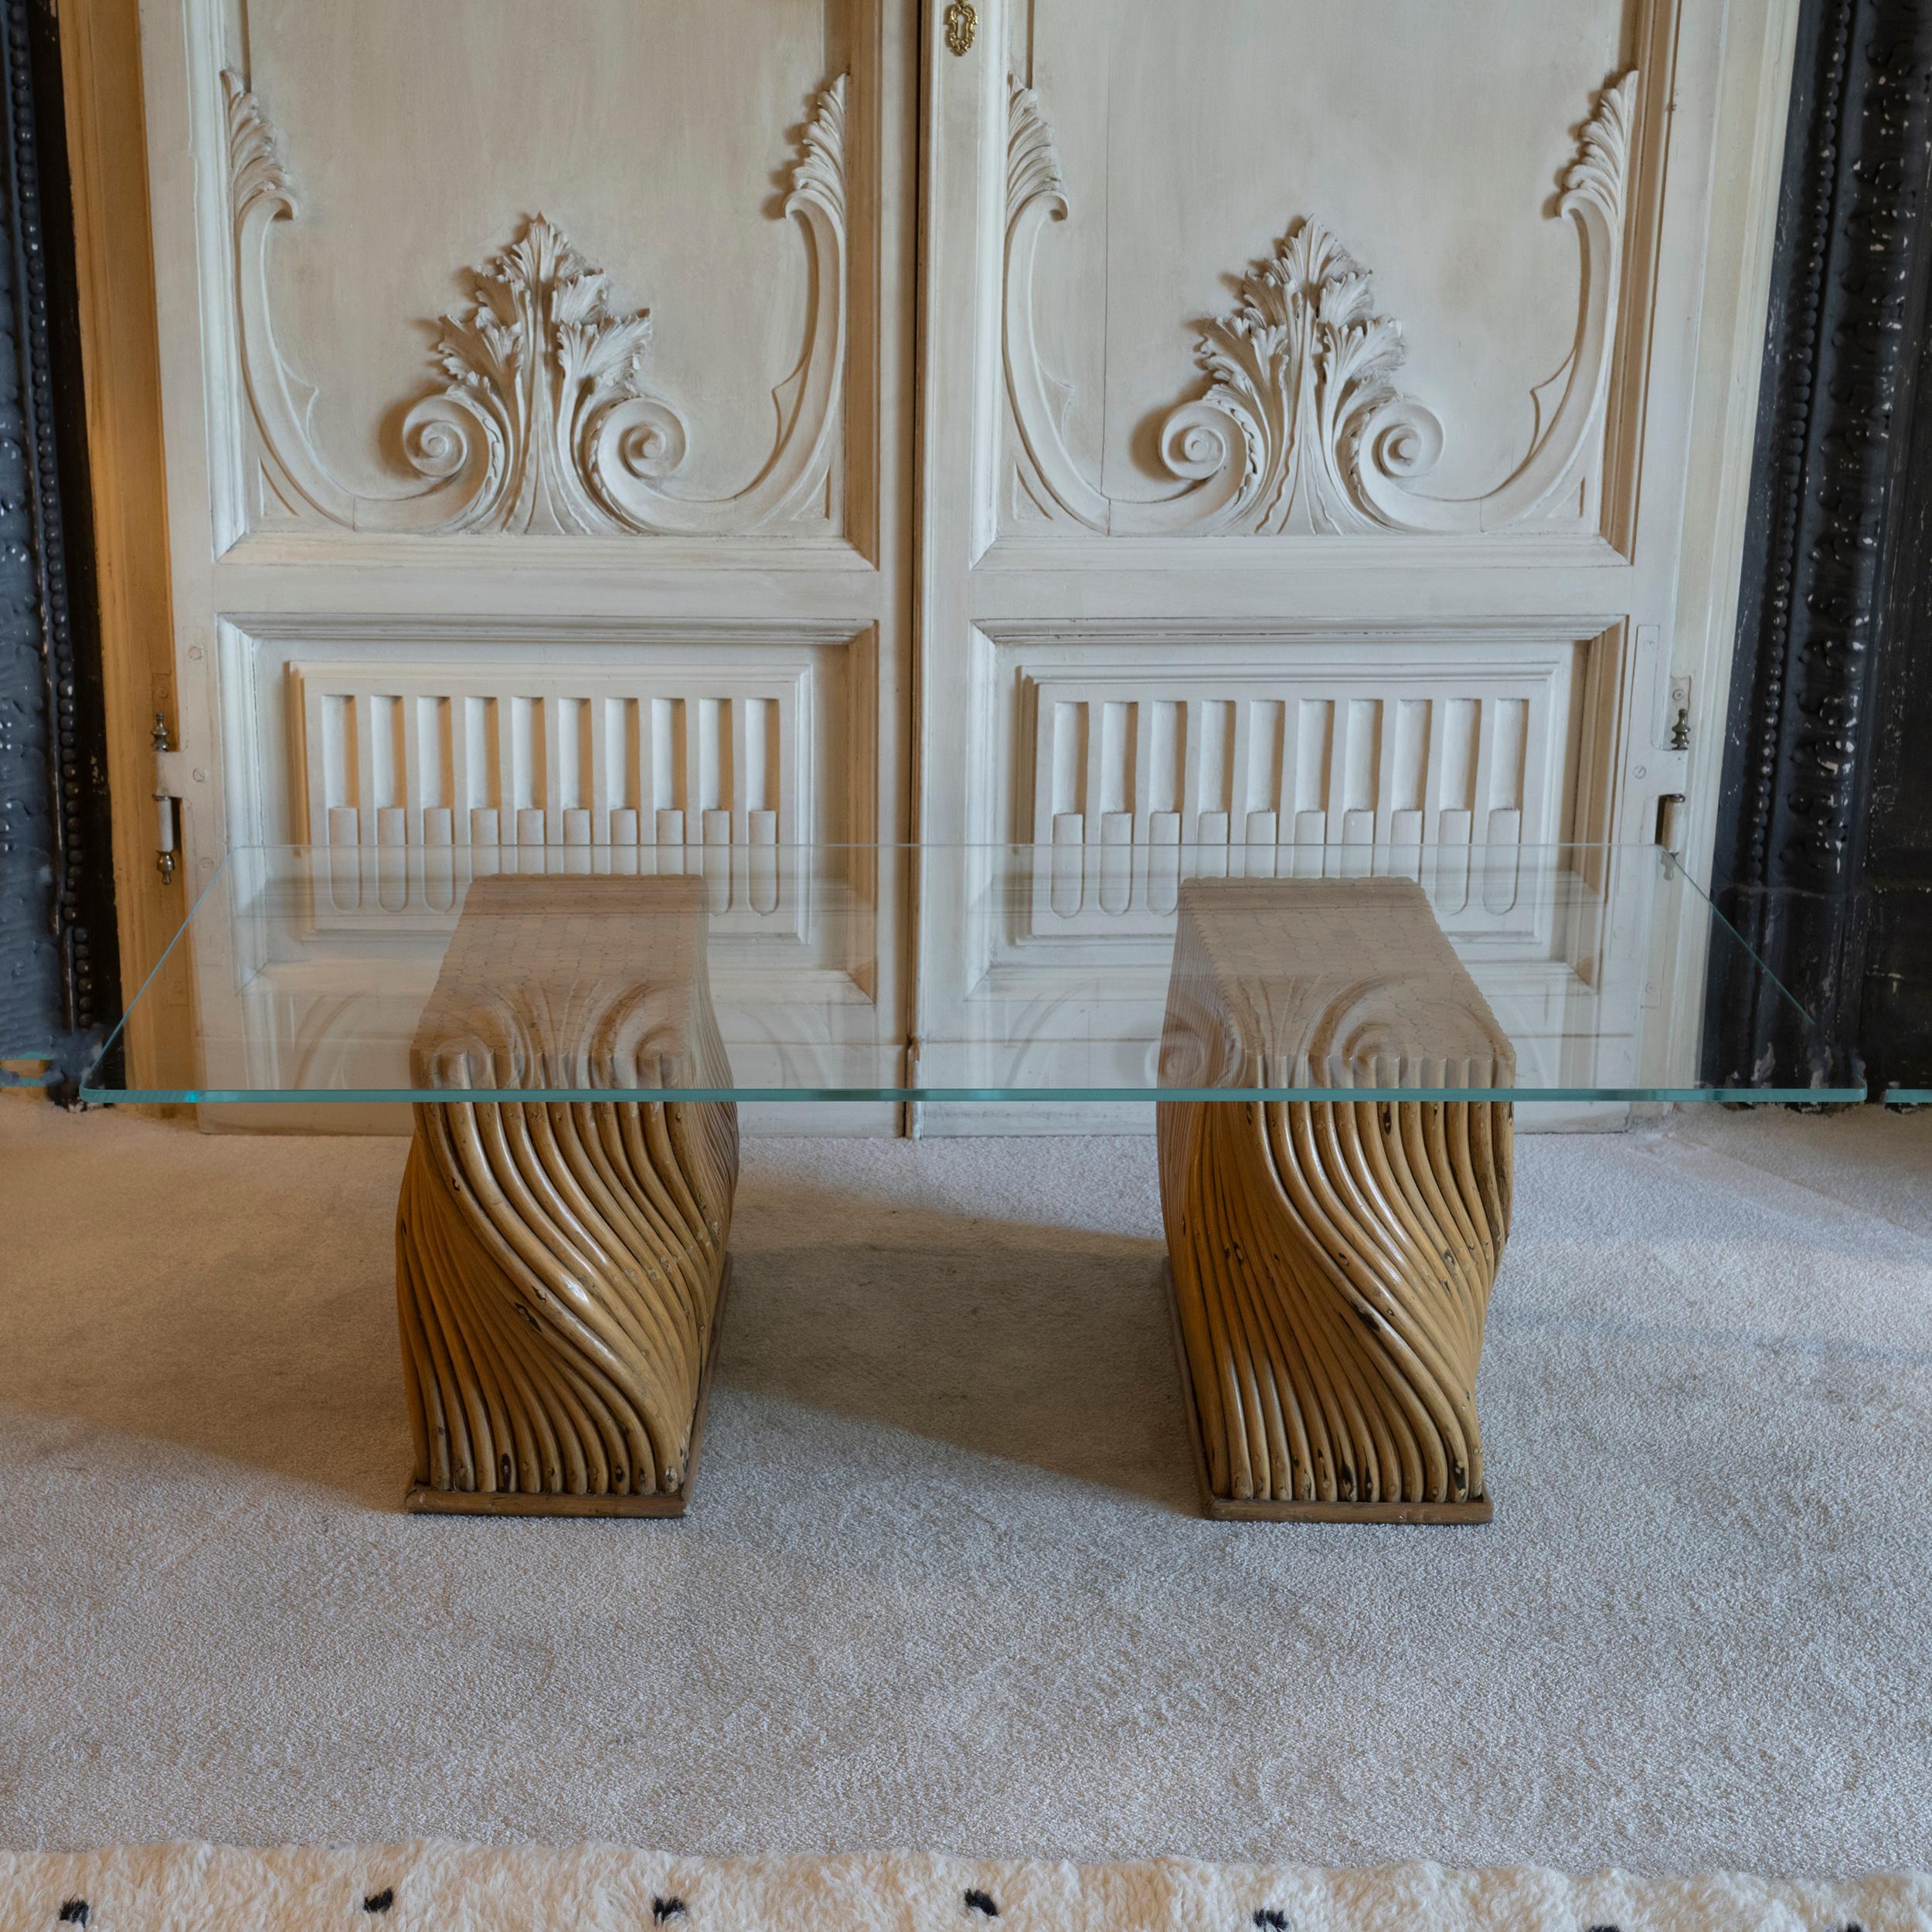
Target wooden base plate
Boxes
[1162,1264,1493,1525]
[406,1259,731,1520]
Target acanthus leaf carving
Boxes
[1187,219,1413,536]
[221,70,849,538]
[226,73,291,220]
[1004,70,1638,539]
[403,216,662,536]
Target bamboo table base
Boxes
[390,873,1516,1527]
[1157,878,1515,1523]
[396,876,739,1519]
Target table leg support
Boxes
[396,1091,738,1517]
[1158,1094,1511,1523]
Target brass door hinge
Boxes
[151,711,188,884]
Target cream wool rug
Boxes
[1,1845,1926,1932]
[3,1103,1932,1881]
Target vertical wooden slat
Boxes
[1227,699,1255,876]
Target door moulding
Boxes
[1003,70,1638,540]
[221,70,850,539]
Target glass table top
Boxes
[82,842,1849,1106]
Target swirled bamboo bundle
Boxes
[1158,876,1513,1522]
[396,875,737,1515]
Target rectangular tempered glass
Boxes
[82,843,1850,1105]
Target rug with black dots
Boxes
[0,1845,1923,1930]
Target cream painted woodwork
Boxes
[136,0,913,1124]
[914,0,1801,1129]
[127,0,1794,1130]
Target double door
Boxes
[134,0,1796,1116]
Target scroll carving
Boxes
[223,71,849,536]
[1005,71,1638,537]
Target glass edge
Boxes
[101,845,1851,1104]
[223,840,1699,850]
[83,851,237,1085]
[79,1084,1872,1107]
[1660,849,1826,1033]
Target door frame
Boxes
[57,0,187,1101]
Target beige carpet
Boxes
[1,1101,1930,1879]
[2,1842,1927,1931]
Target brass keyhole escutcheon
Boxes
[944,0,976,56]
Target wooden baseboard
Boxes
[406,1259,731,1520]
[1161,1264,1493,1526]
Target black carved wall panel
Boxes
[0,0,115,1099]
[1709,0,1932,1094]
[1859,186,1932,1094]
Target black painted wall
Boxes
[1709,0,1932,1094]
[0,0,114,1099]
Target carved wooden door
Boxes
[138,0,1791,1121]
[139,1,913,1116]
[911,0,1798,1118]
